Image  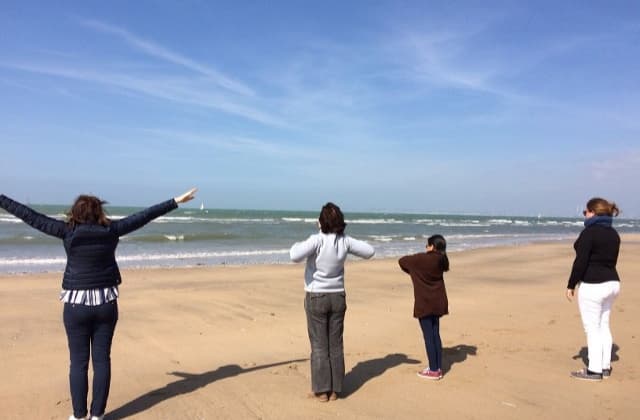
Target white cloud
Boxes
[79,19,255,97]
[0,61,286,127]
[138,128,317,160]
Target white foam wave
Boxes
[445,233,515,240]
[0,249,291,266]
[617,223,637,228]
[281,217,317,223]
[116,249,290,262]
[347,219,404,224]
[0,257,66,266]
[369,235,393,242]
[487,219,513,224]
[438,222,491,227]
[415,219,447,224]
[536,221,583,227]
[103,215,280,224]
[0,216,23,223]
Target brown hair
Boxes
[67,195,110,228]
[319,202,347,235]
[586,197,620,217]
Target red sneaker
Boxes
[417,368,442,380]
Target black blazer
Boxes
[0,194,177,289]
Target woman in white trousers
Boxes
[566,197,621,381]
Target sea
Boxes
[1,205,639,274]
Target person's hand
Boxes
[174,188,197,204]
[566,288,575,302]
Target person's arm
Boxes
[346,236,375,259]
[567,230,592,291]
[0,194,66,238]
[111,188,197,236]
[398,255,414,274]
[290,234,320,263]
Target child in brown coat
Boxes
[399,234,449,380]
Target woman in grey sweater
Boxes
[290,202,375,401]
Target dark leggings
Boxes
[63,301,118,418]
[419,315,442,371]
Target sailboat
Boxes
[200,202,204,211]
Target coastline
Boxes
[3,206,639,274]
[3,233,639,277]
[1,239,638,419]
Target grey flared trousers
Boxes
[304,292,347,393]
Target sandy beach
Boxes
[1,237,638,420]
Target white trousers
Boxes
[578,281,620,373]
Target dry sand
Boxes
[1,236,639,419]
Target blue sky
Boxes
[1,1,639,217]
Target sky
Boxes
[1,1,639,217]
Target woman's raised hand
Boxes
[174,188,198,204]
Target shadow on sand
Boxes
[442,344,478,374]
[107,358,306,419]
[341,345,477,398]
[572,343,620,367]
[342,353,420,397]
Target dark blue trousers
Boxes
[419,315,442,371]
[63,301,118,418]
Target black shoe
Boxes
[602,367,612,378]
[570,368,602,381]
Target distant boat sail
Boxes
[200,202,204,211]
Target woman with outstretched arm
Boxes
[0,188,196,420]
[289,202,375,402]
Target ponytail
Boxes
[586,197,620,217]
[440,253,450,272]
[427,234,450,272]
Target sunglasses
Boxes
[583,209,591,216]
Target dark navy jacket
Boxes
[0,194,177,289]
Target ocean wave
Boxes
[445,233,516,240]
[369,235,394,242]
[487,219,514,224]
[438,222,491,227]
[536,220,583,227]
[281,217,317,223]
[119,232,243,242]
[347,219,405,224]
[0,235,59,245]
[164,235,184,241]
[155,216,278,224]
[0,256,66,266]
[281,217,406,225]
[0,248,291,266]
[118,249,290,262]
[0,216,24,224]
